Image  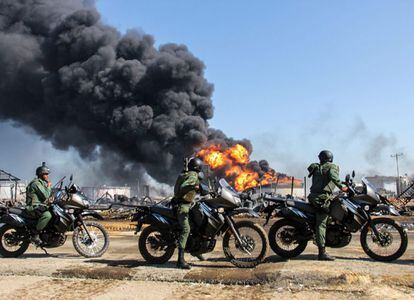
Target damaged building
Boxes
[0,169,26,205]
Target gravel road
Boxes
[0,229,413,299]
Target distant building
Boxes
[0,169,26,204]
[248,182,306,200]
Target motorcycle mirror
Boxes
[69,174,73,181]
[352,170,355,178]
[345,174,351,183]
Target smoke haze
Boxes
[0,0,274,187]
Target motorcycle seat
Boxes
[8,207,37,220]
[151,205,177,220]
[286,200,316,214]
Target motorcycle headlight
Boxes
[217,207,225,213]
[66,208,75,214]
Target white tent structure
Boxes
[0,169,25,204]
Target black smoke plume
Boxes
[0,0,272,186]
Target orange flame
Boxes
[234,170,259,191]
[197,143,301,191]
[197,145,229,169]
[225,165,242,177]
[228,144,249,164]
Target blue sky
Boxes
[1,0,412,183]
[95,0,413,177]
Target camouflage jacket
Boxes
[174,171,200,203]
[26,178,51,207]
[308,162,344,195]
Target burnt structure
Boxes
[0,169,22,204]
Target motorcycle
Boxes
[0,176,110,258]
[263,172,408,261]
[132,178,268,268]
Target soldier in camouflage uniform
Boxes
[26,162,52,245]
[173,157,203,269]
[308,150,348,261]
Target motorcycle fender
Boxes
[365,217,408,233]
[81,211,104,220]
[278,207,310,224]
[227,208,260,218]
[0,214,26,228]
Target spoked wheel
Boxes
[138,225,175,264]
[72,221,109,258]
[360,218,408,261]
[0,225,29,258]
[223,221,268,268]
[268,219,308,258]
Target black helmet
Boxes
[36,162,50,177]
[318,150,333,163]
[187,157,203,172]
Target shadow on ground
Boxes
[84,258,176,269]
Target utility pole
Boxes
[391,153,404,195]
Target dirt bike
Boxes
[132,178,268,268]
[0,176,110,258]
[263,172,408,262]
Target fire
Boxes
[197,143,301,192]
[228,144,249,164]
[260,172,276,185]
[234,171,259,191]
[197,145,229,169]
[225,165,242,177]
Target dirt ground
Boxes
[0,226,413,299]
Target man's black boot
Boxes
[30,231,43,246]
[318,246,335,261]
[177,248,191,269]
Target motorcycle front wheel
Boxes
[72,221,109,258]
[268,219,308,258]
[222,221,268,268]
[138,225,175,264]
[360,217,408,262]
[0,225,29,258]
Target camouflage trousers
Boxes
[308,193,331,248]
[177,203,191,250]
[27,205,52,231]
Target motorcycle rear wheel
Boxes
[268,219,308,258]
[360,217,408,262]
[0,225,29,258]
[222,221,268,268]
[72,221,109,258]
[138,225,175,264]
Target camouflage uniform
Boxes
[26,178,52,231]
[173,171,200,250]
[307,162,344,247]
